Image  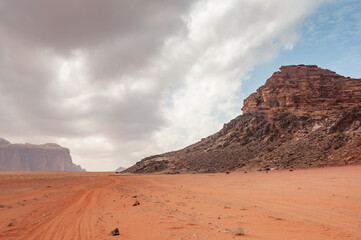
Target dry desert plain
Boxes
[0,166,361,240]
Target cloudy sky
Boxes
[1,0,360,171]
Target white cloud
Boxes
[0,0,325,171]
[142,0,326,155]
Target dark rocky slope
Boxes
[125,65,361,174]
[0,138,85,171]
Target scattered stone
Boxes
[233,226,246,236]
[269,215,285,220]
[110,228,119,236]
[226,171,230,174]
[133,201,140,206]
[7,219,16,227]
[132,195,137,198]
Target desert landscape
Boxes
[1,65,360,240]
[1,166,361,239]
[1,1,361,240]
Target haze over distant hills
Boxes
[115,166,126,172]
[0,138,85,172]
[124,65,361,174]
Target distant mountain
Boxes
[0,138,85,171]
[125,65,361,174]
[115,166,126,172]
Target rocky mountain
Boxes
[125,65,361,174]
[0,138,85,171]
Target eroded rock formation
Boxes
[126,65,361,174]
[0,138,85,171]
[243,65,361,119]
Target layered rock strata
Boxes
[243,65,361,119]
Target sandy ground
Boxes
[0,166,361,240]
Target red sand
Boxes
[0,166,361,239]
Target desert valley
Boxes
[0,167,361,240]
[1,1,361,239]
[1,65,361,239]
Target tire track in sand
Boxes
[26,178,116,240]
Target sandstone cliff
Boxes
[125,65,361,174]
[242,65,361,119]
[0,138,85,171]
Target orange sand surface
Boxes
[0,166,361,240]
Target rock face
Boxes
[125,65,361,174]
[243,65,361,119]
[0,138,85,171]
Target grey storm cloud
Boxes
[0,0,191,50]
[0,0,325,171]
[0,0,193,83]
[0,0,191,134]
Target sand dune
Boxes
[0,166,361,239]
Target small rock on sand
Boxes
[7,219,16,227]
[110,228,120,236]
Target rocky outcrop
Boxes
[0,138,85,171]
[125,65,361,174]
[242,65,361,119]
